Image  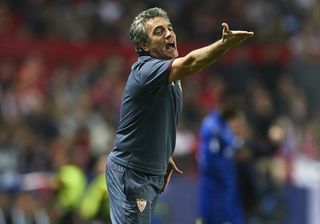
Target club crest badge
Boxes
[136,198,147,213]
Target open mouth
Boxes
[165,42,176,49]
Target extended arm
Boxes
[168,23,254,82]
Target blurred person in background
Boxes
[106,7,253,224]
[10,192,50,224]
[197,90,248,224]
[0,122,20,191]
[79,157,111,224]
[0,192,9,224]
[246,83,278,158]
[245,83,287,223]
[50,144,86,224]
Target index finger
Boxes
[171,161,183,174]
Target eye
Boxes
[154,27,164,35]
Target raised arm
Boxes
[168,23,254,82]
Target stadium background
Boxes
[0,0,319,223]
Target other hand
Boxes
[161,157,183,193]
[221,23,254,48]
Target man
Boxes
[197,91,247,224]
[106,7,254,224]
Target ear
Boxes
[139,42,150,52]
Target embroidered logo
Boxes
[136,198,147,213]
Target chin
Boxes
[167,51,179,59]
[174,51,179,58]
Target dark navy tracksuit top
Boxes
[108,55,183,175]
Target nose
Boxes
[165,28,173,38]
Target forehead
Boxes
[144,17,171,31]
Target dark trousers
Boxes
[106,158,164,224]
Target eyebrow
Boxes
[152,23,173,32]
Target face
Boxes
[227,114,247,139]
[141,17,178,59]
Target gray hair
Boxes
[129,7,170,54]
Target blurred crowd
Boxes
[0,0,320,223]
[1,0,320,46]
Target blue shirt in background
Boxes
[198,110,244,224]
